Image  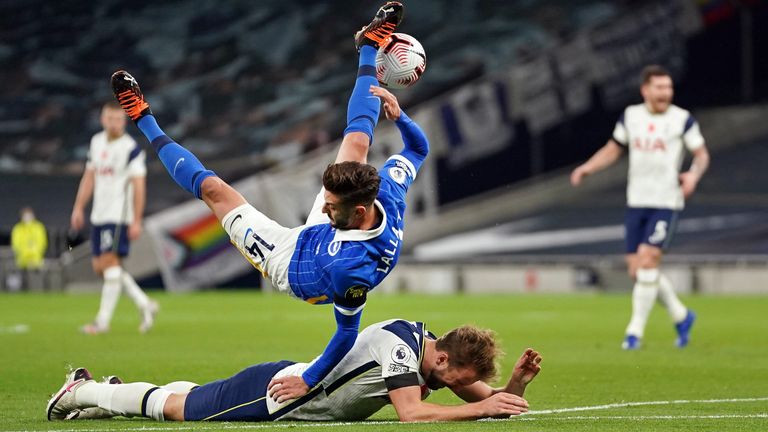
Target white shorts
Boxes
[222,204,302,295]
[221,190,328,295]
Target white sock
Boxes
[162,381,199,393]
[95,266,122,329]
[74,381,101,408]
[121,272,150,310]
[658,273,688,322]
[76,382,171,420]
[625,268,660,338]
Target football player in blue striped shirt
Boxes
[109,1,429,404]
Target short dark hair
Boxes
[641,65,671,85]
[322,161,380,207]
[102,101,123,111]
[436,325,502,383]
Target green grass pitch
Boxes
[1,291,766,431]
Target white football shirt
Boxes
[612,103,705,210]
[86,131,146,225]
[270,319,433,421]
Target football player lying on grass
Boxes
[48,319,542,422]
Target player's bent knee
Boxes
[93,254,120,276]
[200,177,247,220]
[200,176,226,202]
[97,253,120,272]
[637,248,662,269]
[163,393,187,422]
[337,133,370,163]
[625,255,638,279]
[201,177,236,207]
[345,132,370,148]
[91,259,103,276]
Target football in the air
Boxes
[376,33,427,89]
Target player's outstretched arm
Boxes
[389,385,529,421]
[71,167,95,232]
[268,295,365,403]
[451,348,543,403]
[570,139,624,186]
[370,86,430,165]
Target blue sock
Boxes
[136,116,215,199]
[343,45,380,142]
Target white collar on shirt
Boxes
[333,200,387,242]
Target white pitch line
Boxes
[12,397,768,432]
[526,396,768,415]
[6,420,408,432]
[518,414,768,421]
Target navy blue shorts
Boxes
[624,207,679,253]
[184,361,295,422]
[91,224,130,257]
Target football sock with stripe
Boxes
[625,268,660,338]
[343,45,381,142]
[136,115,215,200]
[76,382,172,421]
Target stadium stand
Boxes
[0,0,626,175]
[0,0,766,291]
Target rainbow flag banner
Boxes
[169,213,231,270]
[145,198,253,292]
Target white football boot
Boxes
[139,301,160,334]
[65,375,124,420]
[46,368,94,420]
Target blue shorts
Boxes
[91,224,131,257]
[624,207,679,253]
[184,361,295,422]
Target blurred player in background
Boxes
[47,320,542,422]
[108,1,431,404]
[70,102,159,335]
[571,65,710,350]
[11,207,47,271]
[10,206,48,291]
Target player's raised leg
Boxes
[110,71,246,221]
[335,1,403,164]
[304,2,403,226]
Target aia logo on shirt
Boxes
[97,167,115,176]
[632,137,667,152]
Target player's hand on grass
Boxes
[477,392,529,418]
[570,165,590,186]
[70,208,85,231]
[370,85,401,121]
[268,375,310,403]
[128,221,143,240]
[511,348,542,387]
[679,171,699,198]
